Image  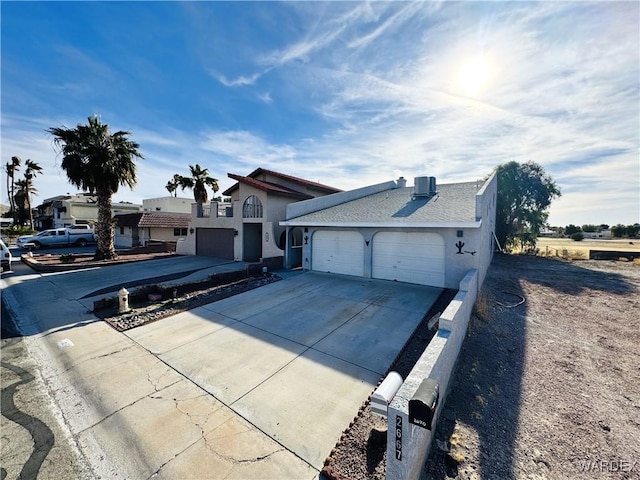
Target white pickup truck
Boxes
[17,227,96,249]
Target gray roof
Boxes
[284,181,483,226]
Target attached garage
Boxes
[196,228,235,259]
[372,232,445,287]
[312,230,364,277]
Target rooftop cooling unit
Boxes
[413,176,437,197]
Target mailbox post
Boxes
[408,378,439,429]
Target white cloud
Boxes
[2,2,637,226]
[211,71,263,87]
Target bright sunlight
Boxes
[453,56,492,97]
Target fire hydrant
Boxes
[118,288,130,313]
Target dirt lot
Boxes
[425,255,640,480]
[325,254,640,480]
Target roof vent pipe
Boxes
[396,176,407,188]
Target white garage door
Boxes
[372,232,445,286]
[312,230,364,277]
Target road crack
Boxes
[1,360,55,480]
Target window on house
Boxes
[243,195,263,218]
[174,228,188,236]
[120,227,124,235]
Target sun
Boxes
[454,56,492,97]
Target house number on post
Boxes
[395,415,402,460]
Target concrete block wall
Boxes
[386,269,478,480]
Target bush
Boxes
[570,232,584,241]
[1,226,36,237]
[60,253,76,264]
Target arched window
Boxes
[243,195,263,218]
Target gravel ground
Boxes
[324,255,640,480]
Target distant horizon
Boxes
[2,2,638,227]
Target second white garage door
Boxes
[312,230,364,277]
[372,232,445,286]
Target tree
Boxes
[5,156,21,224]
[494,161,561,251]
[565,224,582,236]
[48,116,143,260]
[24,159,43,228]
[581,224,598,233]
[165,174,182,197]
[611,224,626,238]
[13,179,30,227]
[178,164,219,215]
[627,223,640,238]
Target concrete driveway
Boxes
[4,257,441,479]
[125,271,442,472]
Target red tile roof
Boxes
[114,212,191,228]
[223,168,341,197]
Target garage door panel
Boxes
[197,228,234,259]
[312,230,364,277]
[373,232,444,286]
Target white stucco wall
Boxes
[149,227,184,243]
[143,197,193,214]
[114,226,134,249]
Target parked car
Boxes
[1,239,12,271]
[16,228,96,249]
[66,224,93,231]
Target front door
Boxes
[243,223,262,262]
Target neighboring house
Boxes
[178,168,341,263]
[142,196,193,214]
[35,193,141,230]
[280,174,497,290]
[584,230,612,239]
[114,211,191,248]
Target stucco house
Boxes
[34,193,141,230]
[114,211,191,248]
[177,168,341,263]
[142,196,193,214]
[280,174,497,290]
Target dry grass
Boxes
[473,290,490,322]
[536,237,638,254]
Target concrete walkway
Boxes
[4,258,440,479]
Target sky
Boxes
[1,1,638,227]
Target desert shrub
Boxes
[474,291,490,322]
[1,226,36,237]
[60,253,76,264]
[570,232,584,241]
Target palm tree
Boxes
[13,179,31,227]
[24,159,43,228]
[178,164,219,215]
[5,156,21,224]
[48,116,143,260]
[165,174,183,197]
